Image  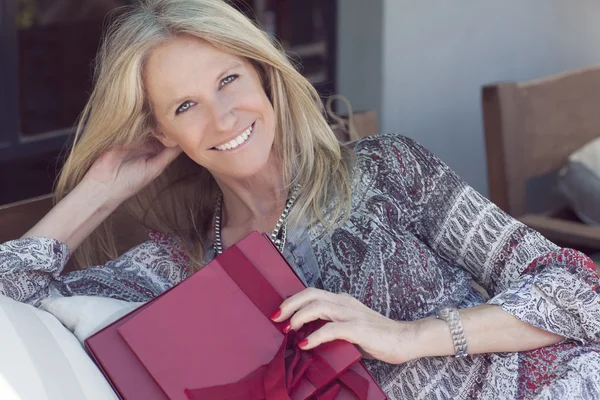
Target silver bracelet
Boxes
[436,307,468,358]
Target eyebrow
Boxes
[167,61,245,112]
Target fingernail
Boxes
[282,322,292,333]
[270,308,282,321]
[298,339,309,348]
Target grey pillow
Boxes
[557,137,600,226]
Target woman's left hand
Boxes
[271,288,419,364]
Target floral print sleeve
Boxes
[371,134,600,344]
[0,235,188,307]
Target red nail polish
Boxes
[282,322,292,333]
[270,308,282,321]
[298,339,309,348]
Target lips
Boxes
[213,122,255,151]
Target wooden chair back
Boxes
[482,66,600,250]
[0,195,54,244]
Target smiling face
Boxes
[145,35,276,180]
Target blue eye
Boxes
[176,100,195,115]
[220,74,239,88]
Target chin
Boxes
[202,148,272,180]
[228,158,273,179]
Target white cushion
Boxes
[570,137,600,173]
[558,137,600,225]
[40,296,145,344]
[0,295,119,400]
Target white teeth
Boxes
[215,124,254,151]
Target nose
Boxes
[209,97,236,133]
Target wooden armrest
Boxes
[520,214,600,251]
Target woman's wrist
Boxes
[409,305,564,361]
[411,317,456,359]
[75,178,125,214]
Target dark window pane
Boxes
[17,0,133,135]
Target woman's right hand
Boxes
[21,142,181,251]
[82,141,183,206]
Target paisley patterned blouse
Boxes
[1,134,600,399]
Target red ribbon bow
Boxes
[184,321,369,400]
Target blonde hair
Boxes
[56,0,353,272]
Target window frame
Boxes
[0,0,72,163]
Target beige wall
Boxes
[338,0,600,194]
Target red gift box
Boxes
[85,232,387,400]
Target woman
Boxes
[1,0,599,398]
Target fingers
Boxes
[140,145,182,179]
[272,288,342,323]
[298,321,356,350]
[155,145,183,167]
[287,300,350,332]
[267,289,384,358]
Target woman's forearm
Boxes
[412,304,563,359]
[22,180,119,252]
